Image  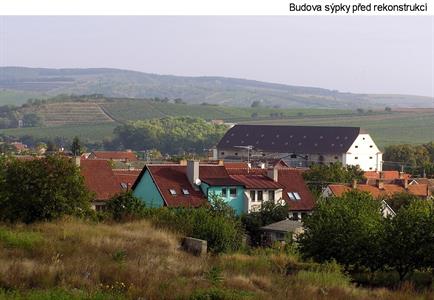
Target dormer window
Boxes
[288,192,301,201]
[169,189,177,196]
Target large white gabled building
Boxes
[216,125,382,171]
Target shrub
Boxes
[105,192,146,221]
[0,155,93,223]
[143,206,244,253]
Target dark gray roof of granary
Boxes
[217,125,364,154]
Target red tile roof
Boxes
[278,169,316,211]
[328,183,430,199]
[229,174,283,189]
[225,166,315,211]
[80,159,120,201]
[89,151,138,161]
[112,169,141,189]
[146,165,207,208]
[364,171,411,180]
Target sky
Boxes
[1,16,433,97]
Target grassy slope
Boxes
[101,100,351,122]
[0,123,118,143]
[244,112,434,147]
[0,219,430,300]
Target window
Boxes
[230,188,237,198]
[290,154,297,158]
[234,152,238,156]
[355,157,358,160]
[221,188,227,197]
[292,212,299,220]
[370,145,373,148]
[250,190,256,201]
[288,192,301,201]
[169,189,177,196]
[369,167,373,170]
[120,182,128,190]
[369,156,373,159]
[257,191,263,201]
[220,152,225,155]
[355,145,358,148]
[182,189,190,195]
[268,190,275,201]
[334,156,338,160]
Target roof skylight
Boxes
[169,189,177,195]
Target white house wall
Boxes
[344,134,382,171]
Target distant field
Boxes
[244,111,434,147]
[0,123,118,142]
[1,98,432,147]
[101,100,352,122]
[0,89,43,105]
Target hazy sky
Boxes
[1,16,433,97]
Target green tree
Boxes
[383,192,419,213]
[71,136,83,156]
[250,100,261,108]
[303,162,364,194]
[299,190,384,271]
[22,113,42,127]
[105,191,146,221]
[113,117,228,154]
[241,201,289,246]
[0,155,92,223]
[383,200,434,280]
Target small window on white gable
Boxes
[169,189,177,196]
[355,145,358,148]
[182,189,190,195]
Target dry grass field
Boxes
[0,219,433,300]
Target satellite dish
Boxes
[195,178,202,186]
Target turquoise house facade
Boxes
[200,183,245,215]
[132,164,247,215]
[133,170,164,208]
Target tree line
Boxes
[110,117,228,154]
[384,142,434,177]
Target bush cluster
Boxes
[143,205,244,253]
[0,155,92,223]
[300,190,434,280]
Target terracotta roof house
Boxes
[79,160,141,210]
[322,179,431,217]
[80,159,120,210]
[132,160,315,218]
[88,151,138,162]
[217,125,382,171]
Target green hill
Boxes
[1,67,432,109]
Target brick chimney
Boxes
[404,178,409,189]
[376,179,384,190]
[399,171,405,179]
[75,156,81,167]
[187,160,200,190]
[352,179,357,189]
[267,167,278,182]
